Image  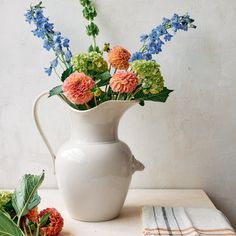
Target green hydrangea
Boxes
[71,52,108,76]
[0,191,12,210]
[130,60,164,94]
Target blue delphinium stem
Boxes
[24,2,73,77]
[130,13,196,62]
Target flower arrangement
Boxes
[25,1,196,110]
[0,172,64,236]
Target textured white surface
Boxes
[38,189,215,236]
[0,0,236,226]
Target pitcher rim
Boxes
[58,97,139,113]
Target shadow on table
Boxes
[60,231,75,236]
[118,206,141,220]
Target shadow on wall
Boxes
[208,193,236,228]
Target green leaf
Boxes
[95,71,111,86]
[88,44,94,52]
[61,66,73,82]
[0,210,24,236]
[86,22,99,36]
[49,85,62,97]
[134,87,173,103]
[12,172,45,225]
[139,100,145,106]
[39,213,50,226]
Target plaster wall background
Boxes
[0,0,236,226]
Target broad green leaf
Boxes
[0,210,24,236]
[12,172,44,225]
[61,66,73,82]
[134,87,173,103]
[95,71,111,86]
[49,85,62,97]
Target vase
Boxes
[33,92,145,222]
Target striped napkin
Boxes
[142,206,236,236]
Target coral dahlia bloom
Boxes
[62,72,95,105]
[39,208,64,236]
[108,46,131,70]
[26,207,38,223]
[110,71,138,93]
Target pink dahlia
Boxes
[109,71,138,93]
[108,46,131,70]
[62,72,95,105]
[39,208,64,236]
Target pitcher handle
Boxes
[33,92,56,174]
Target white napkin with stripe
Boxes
[142,206,236,236]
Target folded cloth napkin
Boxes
[142,206,236,236]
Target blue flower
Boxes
[162,17,170,26]
[129,52,143,62]
[140,34,148,42]
[164,33,173,42]
[65,50,72,62]
[63,38,70,48]
[32,29,45,38]
[53,32,62,44]
[25,2,72,76]
[50,58,58,68]
[155,25,167,37]
[24,10,33,23]
[43,39,52,51]
[43,22,54,31]
[55,43,62,53]
[142,53,152,60]
[44,67,52,76]
[131,13,196,61]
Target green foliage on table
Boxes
[12,172,44,226]
[0,210,24,236]
[0,172,45,235]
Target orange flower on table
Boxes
[109,71,138,93]
[62,72,95,105]
[26,207,38,223]
[108,46,131,70]
[39,208,64,236]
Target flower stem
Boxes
[28,225,33,236]
[85,103,90,110]
[116,92,121,100]
[129,87,142,100]
[94,96,98,106]
[92,35,97,51]
[36,223,40,236]
[53,68,61,80]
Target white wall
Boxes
[1,0,236,226]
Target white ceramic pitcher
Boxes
[33,92,145,221]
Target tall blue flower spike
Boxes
[130,13,196,62]
[25,2,72,76]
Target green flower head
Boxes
[71,52,108,76]
[0,191,12,210]
[130,60,164,94]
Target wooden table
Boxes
[38,189,215,236]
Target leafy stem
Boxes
[79,0,99,51]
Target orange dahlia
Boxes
[39,208,64,236]
[109,71,138,93]
[108,46,131,70]
[26,207,38,223]
[62,72,95,105]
